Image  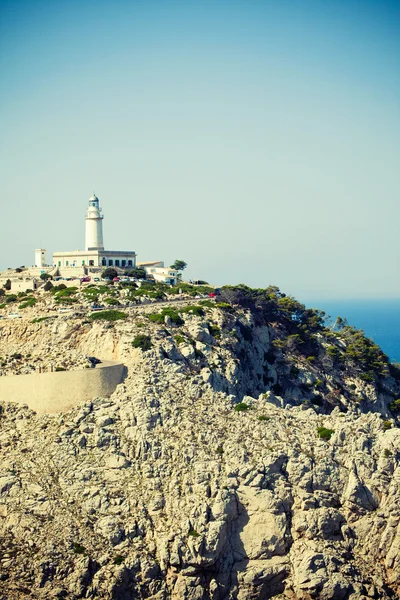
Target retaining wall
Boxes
[0,361,125,414]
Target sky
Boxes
[0,0,399,300]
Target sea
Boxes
[306,299,400,364]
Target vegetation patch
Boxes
[258,415,270,421]
[389,399,400,413]
[32,316,52,323]
[104,297,120,305]
[179,305,205,317]
[18,298,37,309]
[72,542,86,555]
[235,402,250,412]
[317,427,335,440]
[174,335,185,345]
[188,529,200,538]
[149,307,184,326]
[209,324,221,338]
[89,310,127,321]
[132,335,152,351]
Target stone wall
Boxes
[0,361,125,414]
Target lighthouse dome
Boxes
[89,194,99,202]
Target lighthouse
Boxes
[85,194,104,251]
[53,193,136,269]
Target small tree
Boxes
[43,280,53,291]
[40,273,52,281]
[170,260,187,272]
[124,268,146,279]
[102,268,118,280]
[4,279,11,291]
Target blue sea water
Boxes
[306,299,400,364]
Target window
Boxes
[58,261,61,267]
[102,258,107,266]
[128,260,132,267]
[66,261,69,266]
[109,260,113,266]
[89,260,94,266]
[82,260,85,265]
[115,260,120,267]
[121,260,126,267]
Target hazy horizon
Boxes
[1,0,399,300]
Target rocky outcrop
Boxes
[1,288,400,598]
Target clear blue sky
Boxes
[1,0,399,299]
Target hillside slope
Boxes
[1,284,400,599]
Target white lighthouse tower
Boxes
[85,194,104,251]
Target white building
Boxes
[53,194,136,270]
[137,261,179,285]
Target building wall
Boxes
[10,279,38,292]
[0,361,125,414]
[53,252,136,269]
[34,249,46,268]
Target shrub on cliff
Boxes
[317,427,335,440]
[18,298,37,309]
[89,310,127,321]
[132,335,152,351]
[149,308,184,326]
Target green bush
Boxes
[209,324,221,338]
[55,366,66,372]
[235,402,250,412]
[258,415,270,421]
[317,427,335,440]
[32,316,52,323]
[389,399,400,413]
[383,420,392,430]
[89,310,127,321]
[188,529,200,537]
[72,542,86,555]
[200,300,216,308]
[18,298,37,309]
[114,555,124,565]
[104,297,120,305]
[5,295,17,304]
[132,335,152,351]
[360,372,375,383]
[174,335,185,345]
[55,287,77,297]
[149,307,184,326]
[180,305,205,317]
[50,284,67,293]
[55,297,77,305]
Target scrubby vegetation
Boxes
[132,335,152,351]
[234,402,250,412]
[317,427,335,440]
[89,310,127,321]
[149,308,184,326]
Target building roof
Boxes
[137,261,163,267]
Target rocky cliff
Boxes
[1,284,400,599]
